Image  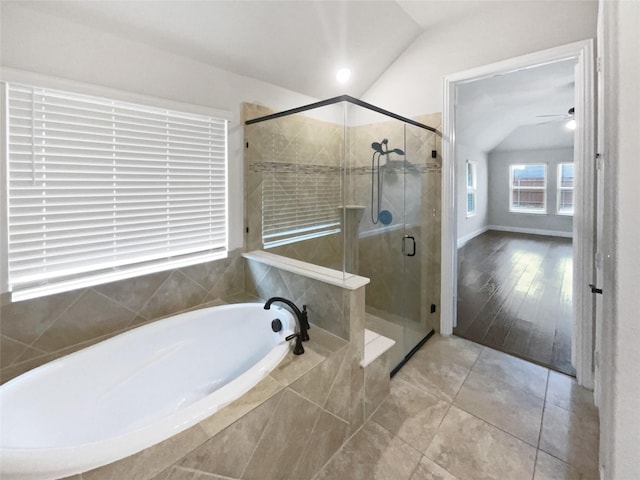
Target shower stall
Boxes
[244,96,441,371]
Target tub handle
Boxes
[285,333,305,355]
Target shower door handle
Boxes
[402,235,416,257]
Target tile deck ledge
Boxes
[242,250,370,291]
[360,329,395,368]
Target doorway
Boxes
[441,40,596,386]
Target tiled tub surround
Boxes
[0,250,245,384]
[1,302,298,480]
[64,325,353,480]
[73,252,386,480]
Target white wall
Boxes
[487,148,574,236]
[362,1,598,117]
[598,1,640,479]
[456,143,488,245]
[0,3,320,254]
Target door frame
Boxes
[440,40,596,387]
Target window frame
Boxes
[557,162,575,216]
[3,80,231,301]
[508,163,547,214]
[465,160,477,217]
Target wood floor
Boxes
[454,230,575,376]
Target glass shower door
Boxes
[357,120,436,371]
[400,123,438,366]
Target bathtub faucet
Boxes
[264,297,310,351]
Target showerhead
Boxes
[371,139,403,156]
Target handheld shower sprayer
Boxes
[370,138,405,225]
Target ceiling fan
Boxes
[536,107,575,125]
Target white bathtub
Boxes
[0,302,296,480]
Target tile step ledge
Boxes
[242,250,370,291]
[360,329,395,368]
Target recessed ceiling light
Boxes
[566,119,577,130]
[336,68,351,84]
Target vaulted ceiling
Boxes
[9,1,512,99]
[4,1,584,151]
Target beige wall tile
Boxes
[32,289,137,352]
[139,271,208,320]
[364,349,391,419]
[290,345,346,406]
[242,389,321,480]
[0,334,30,367]
[323,347,352,422]
[83,424,209,480]
[198,375,284,438]
[290,409,349,480]
[0,288,83,345]
[179,391,283,478]
[94,271,170,314]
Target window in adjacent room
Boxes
[557,163,574,215]
[466,160,477,217]
[5,83,228,301]
[509,164,547,214]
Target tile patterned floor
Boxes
[313,335,599,480]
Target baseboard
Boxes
[457,226,489,248]
[487,225,573,238]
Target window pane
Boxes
[512,189,545,210]
[511,164,545,187]
[560,163,574,187]
[467,192,475,214]
[467,163,474,187]
[559,190,574,213]
[510,164,546,212]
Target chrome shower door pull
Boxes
[402,235,416,257]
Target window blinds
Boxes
[261,165,341,248]
[6,83,228,300]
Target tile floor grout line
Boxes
[530,370,552,480]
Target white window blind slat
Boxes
[7,83,228,300]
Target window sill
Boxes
[508,209,547,215]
